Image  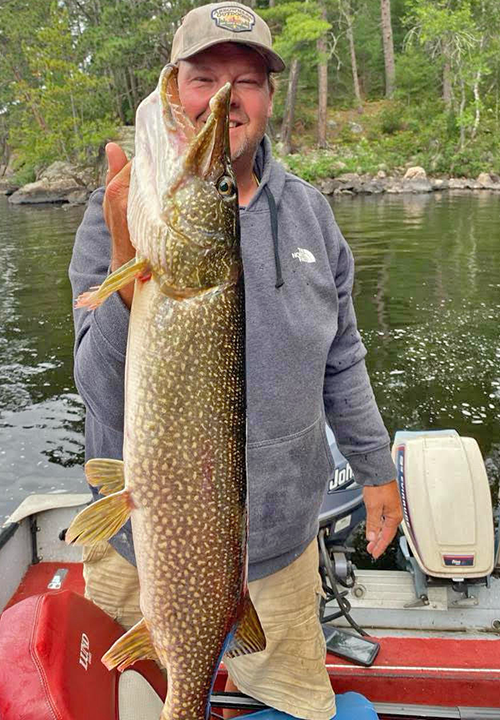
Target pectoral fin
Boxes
[102,618,159,672]
[75,257,150,309]
[65,490,134,546]
[86,458,125,496]
[224,593,267,659]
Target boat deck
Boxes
[6,559,500,711]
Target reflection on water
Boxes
[330,192,500,567]
[0,192,499,531]
[0,198,87,521]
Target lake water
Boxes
[0,192,499,530]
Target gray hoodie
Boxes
[69,136,396,581]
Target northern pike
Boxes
[66,66,266,720]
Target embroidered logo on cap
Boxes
[211,6,255,33]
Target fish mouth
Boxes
[183,83,232,180]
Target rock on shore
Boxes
[7,126,136,205]
[318,166,500,197]
[0,164,19,196]
[5,145,500,204]
[8,162,92,205]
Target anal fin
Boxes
[102,618,159,672]
[86,458,125,496]
[65,489,134,546]
[225,593,267,659]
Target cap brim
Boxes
[176,38,286,73]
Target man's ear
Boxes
[267,95,274,118]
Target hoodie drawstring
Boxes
[263,185,284,289]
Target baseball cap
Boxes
[171,2,286,73]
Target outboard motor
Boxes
[317,426,366,633]
[393,429,496,607]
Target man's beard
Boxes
[230,119,268,166]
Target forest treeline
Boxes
[1,0,500,183]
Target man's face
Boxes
[177,43,273,170]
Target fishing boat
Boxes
[0,429,499,720]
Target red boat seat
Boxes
[0,590,167,720]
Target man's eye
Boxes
[238,79,257,85]
[194,77,212,83]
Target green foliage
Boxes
[378,104,406,134]
[11,162,36,187]
[0,0,118,169]
[261,1,330,64]
[395,46,439,103]
[0,0,500,181]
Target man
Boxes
[69,3,402,718]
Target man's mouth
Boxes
[199,117,244,129]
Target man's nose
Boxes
[229,84,241,108]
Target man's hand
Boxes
[103,142,135,308]
[363,480,403,559]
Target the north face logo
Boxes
[211,6,255,33]
[292,248,316,263]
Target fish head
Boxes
[162,81,241,298]
[129,67,241,299]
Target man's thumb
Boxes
[105,143,128,185]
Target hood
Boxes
[246,136,287,212]
[243,136,287,288]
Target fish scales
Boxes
[66,66,265,720]
[128,276,246,720]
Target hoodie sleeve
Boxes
[321,208,396,487]
[68,188,129,433]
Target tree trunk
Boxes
[122,69,135,121]
[128,67,140,114]
[442,41,452,109]
[346,10,363,110]
[11,65,48,133]
[317,3,328,148]
[110,71,126,124]
[459,76,466,151]
[317,60,328,147]
[268,0,275,5]
[442,59,452,109]
[471,37,484,140]
[472,69,481,139]
[380,0,396,98]
[280,58,300,155]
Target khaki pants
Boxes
[83,539,336,720]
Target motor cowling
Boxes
[393,430,495,581]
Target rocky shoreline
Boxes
[316,167,500,197]
[1,155,500,205]
[0,127,136,206]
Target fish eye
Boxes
[217,175,236,198]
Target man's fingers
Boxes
[363,480,403,559]
[368,517,400,559]
[105,143,129,187]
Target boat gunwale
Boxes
[0,522,19,552]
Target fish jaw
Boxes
[160,82,241,296]
[177,82,232,186]
[128,72,240,298]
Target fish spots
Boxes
[123,277,246,720]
